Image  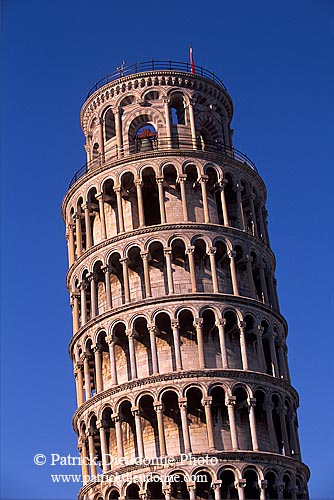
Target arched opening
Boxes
[101,407,116,464]
[186,386,207,452]
[148,241,168,297]
[87,187,99,246]
[206,166,222,224]
[161,391,183,455]
[243,468,260,499]
[121,172,139,230]
[224,174,239,228]
[113,322,131,383]
[138,394,159,457]
[223,311,242,369]
[272,394,283,454]
[219,469,238,499]
[234,387,252,450]
[211,386,230,450]
[128,246,145,301]
[169,473,189,500]
[264,471,278,499]
[155,312,175,372]
[147,478,164,500]
[126,483,140,500]
[178,309,197,370]
[104,109,116,141]
[283,473,293,499]
[170,92,185,125]
[108,252,124,307]
[102,178,119,237]
[84,339,96,397]
[96,331,110,389]
[194,238,210,292]
[93,260,106,315]
[214,240,232,294]
[244,314,258,371]
[119,400,137,459]
[202,309,221,368]
[235,245,250,297]
[163,164,181,223]
[250,252,263,302]
[133,316,151,377]
[107,489,120,500]
[172,239,191,294]
[195,471,213,500]
[185,164,200,222]
[262,320,274,376]
[254,389,270,451]
[142,167,161,226]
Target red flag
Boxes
[190,46,195,74]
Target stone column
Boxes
[83,355,91,400]
[79,282,87,325]
[74,212,83,256]
[256,326,266,372]
[106,335,118,385]
[120,257,130,303]
[246,256,257,299]
[96,193,107,240]
[289,413,300,458]
[88,273,97,318]
[265,403,277,451]
[200,175,210,223]
[203,397,215,450]
[164,247,175,294]
[156,177,166,223]
[276,339,287,379]
[66,224,76,266]
[259,264,269,304]
[162,97,171,147]
[97,420,108,472]
[218,180,229,226]
[208,246,219,292]
[71,293,80,333]
[83,203,93,248]
[212,481,222,500]
[248,398,259,451]
[195,318,205,368]
[249,194,258,237]
[283,345,291,383]
[114,185,125,232]
[268,333,279,377]
[216,319,228,368]
[114,107,123,155]
[259,481,268,500]
[188,98,197,148]
[112,414,124,458]
[280,409,291,456]
[127,329,138,379]
[239,321,249,371]
[78,438,89,483]
[258,200,268,244]
[98,117,105,162]
[132,407,144,458]
[234,185,245,230]
[178,174,188,221]
[87,431,97,476]
[228,250,239,295]
[187,246,197,292]
[74,363,84,406]
[141,251,152,298]
[92,344,103,393]
[154,401,167,456]
[163,486,171,500]
[187,483,196,500]
[267,270,277,309]
[171,320,182,370]
[102,266,112,309]
[179,398,191,453]
[135,179,145,227]
[148,325,159,374]
[226,397,238,450]
[236,480,246,500]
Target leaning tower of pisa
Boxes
[62,61,310,500]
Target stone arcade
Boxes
[62,61,310,500]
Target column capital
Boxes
[91,343,101,353]
[131,406,140,416]
[195,317,203,328]
[96,419,104,430]
[218,178,228,188]
[239,320,246,329]
[236,479,246,487]
[111,413,120,423]
[248,397,257,408]
[162,96,171,104]
[199,175,209,183]
[73,212,82,220]
[234,184,244,193]
[134,179,143,188]
[105,334,115,344]
[228,250,236,259]
[148,324,156,334]
[87,272,97,282]
[126,328,134,338]
[95,192,105,202]
[186,482,196,492]
[171,320,179,329]
[260,480,268,489]
[177,174,187,183]
[140,251,150,260]
[101,265,110,274]
[216,318,226,327]
[211,480,222,490]
[163,246,172,256]
[203,396,213,406]
[153,401,163,411]
[120,257,128,265]
[186,245,195,254]
[226,396,236,406]
[178,397,187,409]
[207,246,217,255]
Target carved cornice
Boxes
[71,368,299,429]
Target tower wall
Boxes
[62,62,309,500]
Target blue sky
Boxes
[1,0,334,498]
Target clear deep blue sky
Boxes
[1,0,333,498]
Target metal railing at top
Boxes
[86,60,227,98]
[68,138,257,188]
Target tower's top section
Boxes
[67,60,258,190]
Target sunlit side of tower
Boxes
[62,61,310,500]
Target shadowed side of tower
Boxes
[62,61,310,500]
